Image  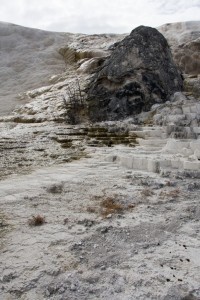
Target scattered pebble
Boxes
[70,284,76,291]
[101,227,109,234]
[106,214,112,219]
[63,218,69,225]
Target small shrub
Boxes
[127,204,135,210]
[165,180,172,187]
[140,188,154,197]
[28,215,46,226]
[86,207,96,213]
[63,218,69,225]
[167,188,180,198]
[100,197,123,217]
[46,183,63,194]
[159,188,180,200]
[64,78,87,124]
[88,194,135,217]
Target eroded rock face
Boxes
[174,38,200,76]
[87,26,183,121]
[159,21,200,76]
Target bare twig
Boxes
[64,78,87,124]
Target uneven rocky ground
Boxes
[1,144,200,300]
[0,112,200,299]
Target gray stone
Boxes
[87,26,183,121]
[70,284,77,291]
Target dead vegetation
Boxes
[28,215,46,226]
[46,183,63,194]
[87,195,135,217]
[140,188,155,197]
[159,188,181,200]
[100,197,123,217]
[86,207,96,213]
[63,78,88,124]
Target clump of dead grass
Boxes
[140,188,155,197]
[159,188,180,200]
[86,207,96,213]
[167,188,180,197]
[100,197,123,217]
[28,215,46,226]
[87,195,135,218]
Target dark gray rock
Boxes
[87,26,183,121]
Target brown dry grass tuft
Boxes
[86,207,96,213]
[159,188,180,200]
[140,188,154,197]
[87,194,135,217]
[167,188,180,198]
[127,204,135,210]
[28,215,46,226]
[100,197,123,217]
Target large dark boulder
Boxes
[86,25,183,121]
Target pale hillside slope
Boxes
[0,22,123,116]
[0,22,73,115]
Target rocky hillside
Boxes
[0,21,200,300]
[159,21,200,75]
[0,21,124,116]
[0,21,199,119]
[0,22,71,115]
